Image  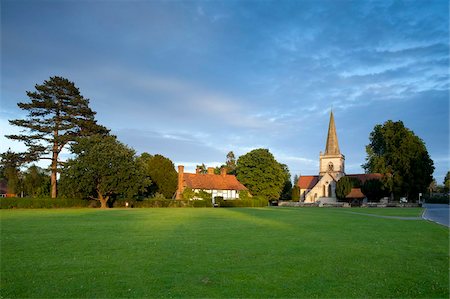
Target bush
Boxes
[216,196,268,207]
[112,198,191,208]
[422,194,449,204]
[0,197,96,209]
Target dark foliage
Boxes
[363,120,434,201]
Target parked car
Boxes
[400,197,408,203]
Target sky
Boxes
[1,0,449,184]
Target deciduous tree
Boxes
[23,165,50,197]
[60,135,148,208]
[6,76,109,198]
[0,149,24,196]
[362,179,386,202]
[443,171,450,193]
[363,120,434,201]
[139,153,177,198]
[236,149,285,199]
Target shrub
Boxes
[112,198,192,208]
[422,194,449,204]
[216,196,268,207]
[0,197,96,209]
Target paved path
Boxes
[422,204,449,227]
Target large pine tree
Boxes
[7,76,108,198]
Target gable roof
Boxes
[346,188,365,199]
[183,173,247,191]
[297,176,320,189]
[346,173,383,183]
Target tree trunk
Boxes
[51,142,58,199]
[99,193,109,209]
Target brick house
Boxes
[175,165,248,201]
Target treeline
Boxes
[1,76,296,208]
[1,76,445,206]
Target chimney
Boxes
[207,167,214,175]
[220,167,227,177]
[176,165,184,199]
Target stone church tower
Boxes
[319,110,345,180]
[298,111,382,203]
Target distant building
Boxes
[297,111,382,203]
[0,179,17,198]
[175,165,248,201]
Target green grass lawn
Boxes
[344,207,424,217]
[1,207,448,298]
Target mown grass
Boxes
[344,207,424,217]
[1,208,448,298]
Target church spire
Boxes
[324,110,340,155]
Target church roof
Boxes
[297,176,320,189]
[182,173,248,191]
[346,188,365,199]
[324,110,341,155]
[346,173,383,183]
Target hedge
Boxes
[216,197,269,207]
[1,196,269,209]
[0,197,96,209]
[112,198,212,208]
[422,194,449,204]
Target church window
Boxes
[328,162,334,171]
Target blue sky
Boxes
[1,0,449,184]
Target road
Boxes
[422,204,449,227]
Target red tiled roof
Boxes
[346,173,383,183]
[183,173,247,191]
[297,176,320,189]
[346,188,365,199]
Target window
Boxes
[328,162,334,171]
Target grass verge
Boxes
[1,208,448,298]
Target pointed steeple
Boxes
[324,110,340,155]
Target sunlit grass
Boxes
[341,207,424,217]
[1,208,448,298]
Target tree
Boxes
[363,120,434,201]
[335,176,353,200]
[7,76,109,198]
[196,163,207,174]
[23,165,50,197]
[428,179,437,196]
[279,163,292,200]
[0,149,24,196]
[236,149,285,199]
[362,179,386,202]
[293,174,299,186]
[443,171,450,193]
[59,135,148,208]
[226,151,237,174]
[139,153,177,198]
[291,185,300,202]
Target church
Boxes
[297,111,381,203]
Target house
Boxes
[297,111,382,203]
[0,179,17,198]
[175,165,248,202]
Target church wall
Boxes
[303,174,336,203]
[319,154,345,174]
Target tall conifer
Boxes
[7,76,109,198]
